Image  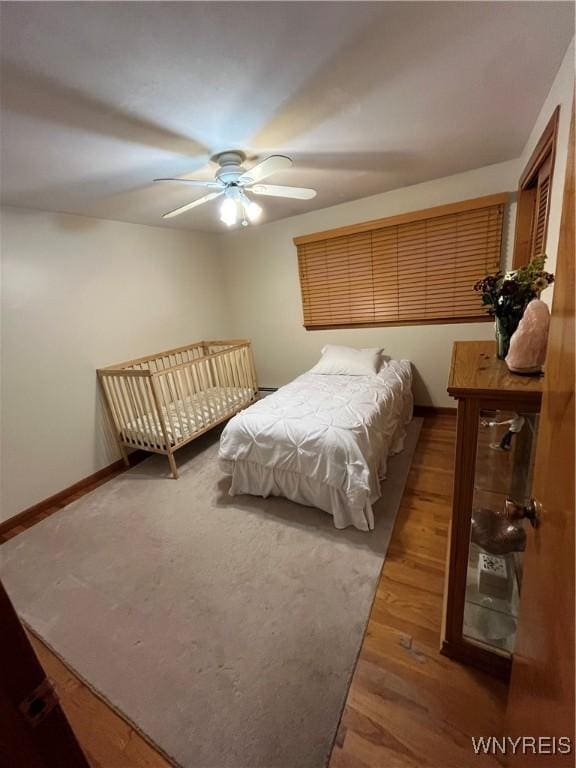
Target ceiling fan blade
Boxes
[154,178,223,189]
[162,191,223,219]
[238,155,292,185]
[251,184,317,200]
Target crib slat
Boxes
[182,365,202,433]
[108,378,128,438]
[215,355,228,416]
[181,368,199,436]
[150,377,172,454]
[122,377,145,448]
[157,373,178,446]
[101,377,121,433]
[201,358,217,420]
[146,377,165,450]
[234,348,246,396]
[236,347,249,400]
[112,377,136,446]
[132,377,154,449]
[191,359,203,420]
[227,349,237,397]
[134,377,158,449]
[225,349,237,390]
[126,378,149,448]
[241,347,252,398]
[208,356,221,418]
[234,348,244,391]
[226,351,239,409]
[214,354,226,416]
[246,344,258,395]
[170,371,188,440]
[237,346,249,400]
[98,376,128,462]
[221,352,235,411]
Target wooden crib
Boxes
[97,340,258,478]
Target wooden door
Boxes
[0,580,90,768]
[504,103,575,763]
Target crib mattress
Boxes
[122,386,254,447]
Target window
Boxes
[512,106,559,268]
[294,194,507,329]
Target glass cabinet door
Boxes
[463,409,539,656]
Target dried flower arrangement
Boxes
[474,255,554,358]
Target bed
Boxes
[218,357,413,530]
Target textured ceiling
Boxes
[0,2,573,232]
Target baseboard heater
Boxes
[258,387,278,396]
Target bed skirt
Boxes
[220,458,378,531]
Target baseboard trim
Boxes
[413,405,457,416]
[0,450,148,539]
[1,407,454,538]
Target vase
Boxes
[495,315,522,359]
[495,317,511,359]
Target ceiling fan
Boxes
[155,151,317,226]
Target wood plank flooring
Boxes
[329,414,507,768]
[3,414,506,767]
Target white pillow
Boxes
[309,345,384,376]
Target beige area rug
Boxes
[1,419,422,768]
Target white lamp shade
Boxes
[246,200,263,222]
[220,197,238,226]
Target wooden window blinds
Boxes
[294,193,507,329]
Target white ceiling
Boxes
[1,2,573,232]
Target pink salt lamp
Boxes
[506,299,550,375]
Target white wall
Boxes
[2,40,571,522]
[0,208,227,520]
[519,38,574,286]
[218,160,519,407]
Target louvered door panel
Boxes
[531,153,552,259]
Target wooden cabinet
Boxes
[442,340,543,678]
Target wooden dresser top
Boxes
[447,341,544,402]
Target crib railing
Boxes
[97,340,258,478]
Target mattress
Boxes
[122,386,254,447]
[218,361,413,530]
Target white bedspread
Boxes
[219,361,413,530]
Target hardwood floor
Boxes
[329,414,507,768]
[3,414,506,767]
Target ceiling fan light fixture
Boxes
[219,196,238,226]
[245,199,263,223]
[157,152,317,223]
